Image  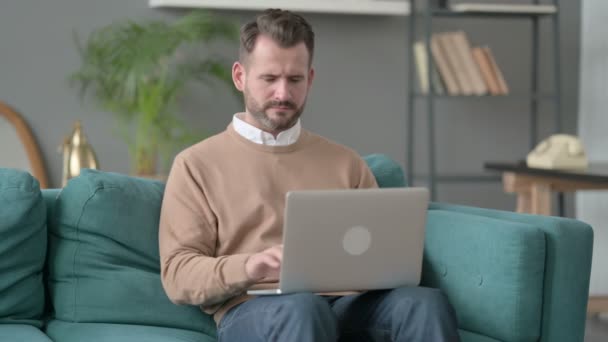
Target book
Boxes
[413,42,430,94]
[430,35,460,95]
[482,46,509,95]
[430,57,446,95]
[472,47,501,95]
[438,32,474,95]
[449,31,487,96]
[414,41,445,95]
[449,3,557,14]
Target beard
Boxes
[244,91,306,133]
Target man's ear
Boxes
[307,67,315,89]
[232,61,245,92]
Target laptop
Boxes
[247,187,429,296]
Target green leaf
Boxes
[69,10,239,172]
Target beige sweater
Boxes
[159,124,378,324]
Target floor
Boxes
[585,315,608,342]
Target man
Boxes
[159,8,460,342]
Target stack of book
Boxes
[414,31,509,96]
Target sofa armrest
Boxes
[429,202,593,342]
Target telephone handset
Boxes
[526,134,589,170]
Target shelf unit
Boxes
[149,0,411,16]
[406,0,562,201]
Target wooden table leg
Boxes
[588,296,608,315]
[516,190,531,213]
[499,172,607,314]
[530,183,551,215]
[504,172,534,214]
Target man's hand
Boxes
[245,245,283,282]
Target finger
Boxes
[267,247,283,261]
[266,249,283,262]
[261,273,280,282]
[263,265,281,279]
[259,254,280,269]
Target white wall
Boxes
[577,0,608,295]
[0,117,30,172]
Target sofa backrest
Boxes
[41,154,404,335]
[0,169,47,328]
[22,154,556,342]
[363,154,407,187]
[47,169,216,337]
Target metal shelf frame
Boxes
[406,0,562,201]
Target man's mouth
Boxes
[267,101,295,111]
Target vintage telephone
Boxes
[526,134,589,170]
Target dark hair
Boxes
[239,9,315,65]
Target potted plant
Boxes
[70,11,238,176]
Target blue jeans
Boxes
[217,286,460,342]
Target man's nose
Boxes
[273,80,291,101]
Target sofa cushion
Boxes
[0,324,52,342]
[45,320,215,342]
[423,209,546,342]
[363,154,407,187]
[0,169,46,327]
[48,169,215,337]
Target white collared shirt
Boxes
[232,113,301,146]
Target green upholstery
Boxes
[0,324,53,342]
[47,169,216,337]
[363,155,591,342]
[430,202,593,342]
[0,154,594,342]
[458,329,502,342]
[363,154,407,187]
[0,169,47,328]
[423,210,545,341]
[45,320,215,342]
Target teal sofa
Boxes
[0,154,593,342]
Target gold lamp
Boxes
[60,120,99,186]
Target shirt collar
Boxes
[232,113,301,146]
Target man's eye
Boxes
[289,78,303,83]
[263,77,276,82]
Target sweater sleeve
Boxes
[159,155,255,308]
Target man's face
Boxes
[232,35,314,135]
